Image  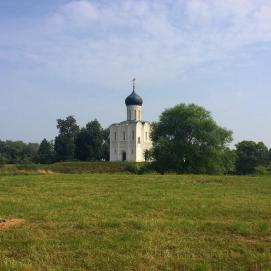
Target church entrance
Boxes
[122,151,126,161]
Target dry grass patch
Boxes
[0,219,25,230]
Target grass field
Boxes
[0,173,270,271]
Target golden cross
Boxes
[132,78,136,92]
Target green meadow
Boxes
[0,173,270,271]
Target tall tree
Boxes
[54,116,79,161]
[235,141,269,174]
[75,128,92,161]
[86,120,103,160]
[151,103,233,174]
[75,119,104,161]
[37,139,55,164]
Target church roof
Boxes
[125,78,143,106]
[125,90,143,106]
[109,120,150,128]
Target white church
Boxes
[110,79,152,162]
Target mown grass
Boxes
[0,174,270,270]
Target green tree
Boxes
[101,128,110,161]
[0,154,7,166]
[0,140,24,163]
[144,149,153,162]
[222,148,237,174]
[0,141,8,163]
[21,143,39,163]
[86,120,103,160]
[37,139,55,164]
[55,136,75,161]
[54,116,79,161]
[75,119,104,161]
[0,140,39,164]
[75,128,91,161]
[151,103,233,174]
[235,141,269,174]
[256,142,269,165]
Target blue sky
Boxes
[1,0,271,147]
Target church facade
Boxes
[109,80,152,162]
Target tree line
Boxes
[0,103,271,175]
[0,116,109,165]
[148,104,271,175]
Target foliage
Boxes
[0,174,270,270]
[125,162,153,174]
[54,135,76,161]
[101,128,110,161]
[75,119,104,161]
[0,154,7,166]
[235,141,269,174]
[1,112,270,176]
[255,165,270,176]
[151,103,233,174]
[0,140,39,164]
[56,115,80,137]
[1,116,110,165]
[54,116,79,161]
[36,139,55,164]
[222,148,237,174]
[54,117,109,162]
[75,128,91,161]
[144,149,153,162]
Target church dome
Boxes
[125,91,143,106]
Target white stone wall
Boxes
[110,122,136,161]
[135,122,152,162]
[126,105,142,121]
[110,121,152,162]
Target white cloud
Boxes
[62,0,99,20]
[1,0,271,144]
[2,0,271,87]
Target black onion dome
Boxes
[125,91,143,106]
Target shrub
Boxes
[255,165,270,176]
[125,162,154,175]
[0,155,7,167]
[125,163,139,174]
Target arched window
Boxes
[123,132,125,140]
[132,130,134,140]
